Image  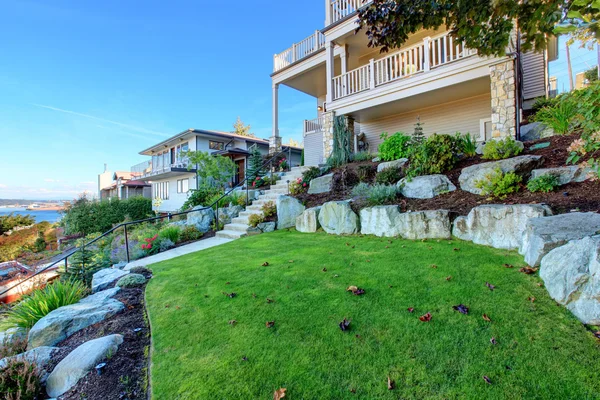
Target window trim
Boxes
[480,118,492,141]
[209,140,224,150]
[177,178,189,194]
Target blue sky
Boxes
[0,0,323,199]
[549,36,598,94]
[0,1,597,200]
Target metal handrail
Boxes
[0,146,297,297]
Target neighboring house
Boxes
[99,170,151,200]
[133,129,302,212]
[269,1,558,166]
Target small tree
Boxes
[412,116,425,145]
[183,151,236,188]
[232,117,255,137]
[246,147,264,182]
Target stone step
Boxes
[232,216,250,224]
[216,230,245,240]
[224,223,249,232]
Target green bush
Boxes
[406,134,461,178]
[350,151,375,162]
[248,214,264,228]
[378,132,411,161]
[302,167,322,183]
[532,99,578,135]
[63,247,112,287]
[7,280,87,329]
[375,167,404,185]
[180,226,203,242]
[475,168,522,199]
[531,96,559,115]
[159,225,181,244]
[366,184,398,206]
[0,213,35,235]
[182,185,222,211]
[261,201,277,218]
[527,174,560,193]
[482,137,524,160]
[455,133,478,157]
[0,358,43,400]
[116,273,146,288]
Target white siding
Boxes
[521,50,546,101]
[151,173,197,213]
[304,131,324,166]
[359,93,491,150]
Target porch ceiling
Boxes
[350,76,491,122]
[281,62,329,98]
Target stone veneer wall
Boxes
[269,136,282,155]
[490,59,517,139]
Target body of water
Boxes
[0,207,62,223]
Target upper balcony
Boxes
[273,31,326,73]
[131,159,196,181]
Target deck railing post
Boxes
[369,59,376,89]
[124,224,130,264]
[423,37,431,71]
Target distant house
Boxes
[132,129,302,212]
[98,165,151,200]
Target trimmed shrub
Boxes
[482,137,524,160]
[527,174,560,193]
[116,273,146,288]
[248,214,264,228]
[159,225,181,244]
[406,134,461,178]
[182,185,222,211]
[0,359,43,400]
[180,226,203,242]
[475,168,522,199]
[366,184,398,206]
[7,280,87,329]
[375,167,404,185]
[261,201,277,218]
[378,132,411,161]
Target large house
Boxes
[133,129,302,212]
[269,1,558,166]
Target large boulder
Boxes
[397,175,457,199]
[308,173,334,194]
[458,155,544,194]
[296,207,322,233]
[520,212,600,267]
[186,206,215,233]
[27,288,124,349]
[91,268,129,293]
[540,236,600,325]
[218,205,244,225]
[520,122,554,142]
[529,165,590,186]
[257,222,276,233]
[276,196,306,229]
[453,204,552,249]
[46,334,124,398]
[360,206,404,237]
[397,210,452,240]
[319,201,359,235]
[377,158,408,173]
[0,346,58,370]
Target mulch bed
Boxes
[46,269,153,400]
[296,134,600,216]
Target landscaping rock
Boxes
[475,142,486,155]
[520,121,554,142]
[296,206,322,233]
[186,206,215,233]
[519,212,600,266]
[0,346,58,370]
[257,222,276,233]
[397,210,452,240]
[459,155,544,194]
[116,273,146,288]
[246,227,262,236]
[112,261,127,269]
[91,268,129,293]
[276,196,306,229]
[372,157,381,163]
[540,236,600,325]
[0,327,27,344]
[397,175,457,199]
[530,165,590,186]
[218,205,244,225]
[318,201,359,235]
[453,204,552,249]
[46,334,124,398]
[27,288,124,349]
[377,158,408,173]
[360,206,403,237]
[308,173,334,194]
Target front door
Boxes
[236,159,245,186]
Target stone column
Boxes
[322,111,335,160]
[270,83,282,154]
[489,59,517,139]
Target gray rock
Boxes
[377,158,408,173]
[458,155,544,194]
[475,142,486,155]
[91,268,129,293]
[257,222,276,233]
[530,165,590,186]
[246,227,262,236]
[398,175,457,199]
[186,207,215,233]
[520,212,600,266]
[540,236,600,325]
[360,206,403,237]
[453,204,552,249]
[318,201,359,235]
[112,261,127,269]
[397,210,452,240]
[520,122,554,142]
[296,207,322,233]
[0,327,27,344]
[0,346,59,370]
[308,173,334,194]
[28,288,124,349]
[46,334,124,398]
[116,273,146,288]
[218,205,244,225]
[276,196,306,229]
[372,157,381,163]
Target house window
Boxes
[209,141,224,150]
[176,142,189,164]
[153,182,169,200]
[177,178,189,193]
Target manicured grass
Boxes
[146,231,600,399]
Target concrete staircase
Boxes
[215,166,309,239]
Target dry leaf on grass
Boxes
[419,312,432,322]
[593,331,600,339]
[453,304,469,315]
[430,264,438,269]
[490,337,497,345]
[273,388,286,400]
[387,376,395,390]
[262,262,270,267]
[483,376,492,385]
[453,248,461,252]
[339,318,351,331]
[346,286,365,295]
[222,292,237,298]
[266,321,275,328]
[504,263,514,268]
[266,298,274,303]
[228,320,237,326]
[519,266,539,274]
[407,307,415,313]
[322,267,328,272]
[528,296,536,303]
[482,314,492,322]
[446,276,452,281]
[486,282,496,291]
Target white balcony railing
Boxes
[135,161,192,179]
[303,116,324,136]
[274,31,326,73]
[332,32,477,100]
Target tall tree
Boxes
[357,0,598,57]
[232,117,255,137]
[183,151,236,188]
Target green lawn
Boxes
[146,230,600,399]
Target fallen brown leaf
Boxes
[519,266,539,274]
[446,276,452,281]
[527,296,536,303]
[273,388,286,400]
[252,293,257,298]
[419,312,432,322]
[482,314,492,322]
[430,264,438,269]
[266,298,274,303]
[322,267,328,272]
[347,286,365,295]
[593,331,600,339]
[537,283,544,287]
[241,356,248,361]
[387,376,395,390]
[222,292,237,298]
[339,318,351,331]
[366,259,371,262]
[453,248,461,252]
[288,260,294,263]
[504,263,514,268]
[266,321,275,328]
[490,337,497,345]
[226,282,231,285]
[262,262,270,267]
[407,307,415,313]
[228,320,237,326]
[483,376,492,385]
[453,304,469,315]
[486,282,496,291]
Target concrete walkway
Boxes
[124,236,233,269]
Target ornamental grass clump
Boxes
[6,280,87,329]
